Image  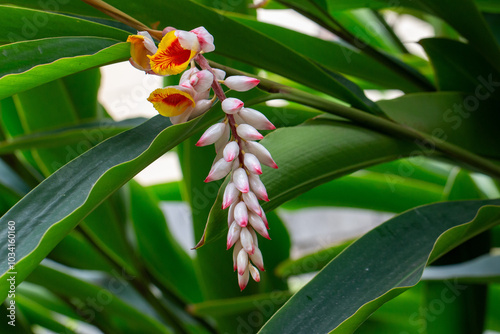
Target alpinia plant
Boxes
[1,0,500,333]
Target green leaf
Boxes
[0,109,221,299]
[197,118,418,247]
[0,37,129,99]
[280,171,444,213]
[129,181,203,303]
[259,199,500,333]
[0,5,129,43]
[378,92,500,159]
[231,16,424,92]
[275,238,355,279]
[420,38,500,94]
[188,291,291,317]
[423,254,500,283]
[27,265,172,334]
[0,118,146,155]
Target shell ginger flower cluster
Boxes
[127,26,277,290]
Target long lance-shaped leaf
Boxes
[0,37,129,100]
[0,118,146,155]
[0,108,221,299]
[259,199,500,333]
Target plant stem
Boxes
[211,61,500,179]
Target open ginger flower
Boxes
[126,31,157,73]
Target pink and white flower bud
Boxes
[231,157,240,171]
[213,69,226,81]
[238,266,250,291]
[224,76,260,92]
[240,227,255,255]
[249,265,261,282]
[234,201,248,227]
[245,141,278,169]
[249,247,265,271]
[236,124,263,141]
[190,70,214,93]
[260,208,269,229]
[222,98,244,114]
[162,26,176,35]
[223,141,239,162]
[215,124,231,153]
[175,30,201,52]
[248,226,259,247]
[243,153,262,175]
[196,122,228,147]
[205,158,232,182]
[243,192,262,217]
[227,221,241,249]
[180,68,199,86]
[237,249,249,275]
[232,241,242,271]
[249,213,270,239]
[190,26,215,53]
[239,108,276,130]
[227,202,236,227]
[233,168,249,193]
[190,99,213,118]
[248,173,269,201]
[222,182,240,209]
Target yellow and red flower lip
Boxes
[148,30,200,76]
[147,86,195,117]
[126,31,157,72]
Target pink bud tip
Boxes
[262,194,269,202]
[271,162,278,169]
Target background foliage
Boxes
[1,0,500,333]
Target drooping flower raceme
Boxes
[127,26,277,290]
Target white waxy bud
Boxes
[239,107,276,130]
[248,226,259,247]
[191,70,213,93]
[260,208,269,229]
[224,75,260,92]
[238,266,250,291]
[248,173,269,201]
[231,157,240,171]
[205,158,232,182]
[237,249,249,275]
[227,202,236,227]
[234,201,248,227]
[227,221,241,249]
[245,141,278,169]
[249,212,270,239]
[249,265,261,282]
[222,98,244,114]
[180,67,199,85]
[190,99,213,119]
[233,168,249,193]
[175,30,200,52]
[213,69,226,80]
[236,124,263,141]
[223,182,240,210]
[214,123,231,153]
[196,122,228,147]
[249,247,264,271]
[243,192,262,216]
[240,227,255,255]
[243,153,262,175]
[223,141,239,162]
[232,241,242,271]
[190,26,215,53]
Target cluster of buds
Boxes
[127,26,277,290]
[196,81,277,290]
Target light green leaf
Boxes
[259,199,500,333]
[0,37,129,100]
